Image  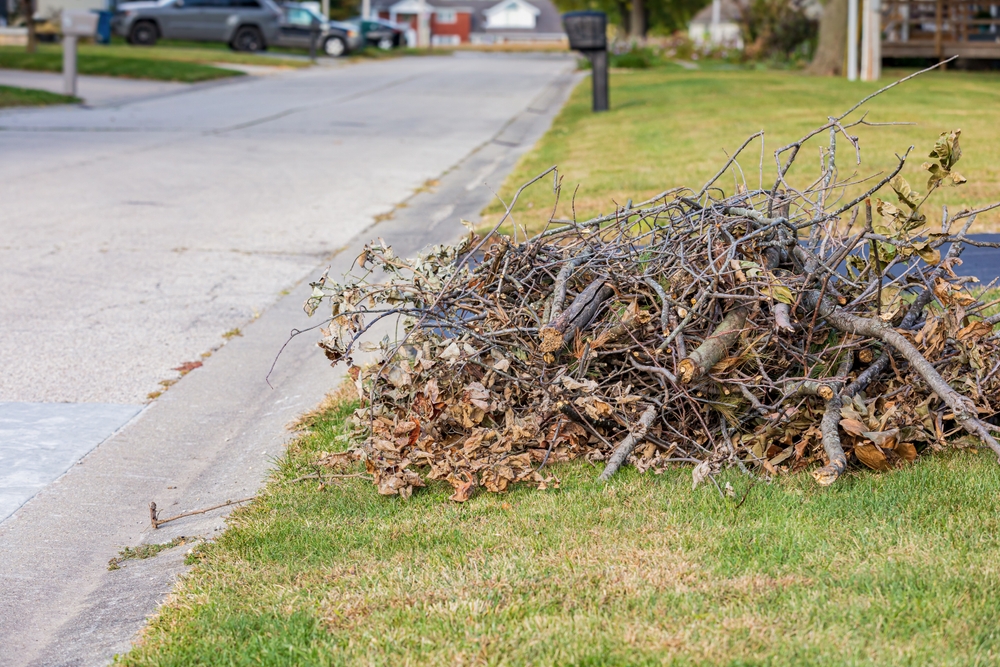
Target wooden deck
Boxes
[882,0,1000,59]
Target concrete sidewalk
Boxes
[0,68,192,107]
[0,403,142,522]
[0,55,580,666]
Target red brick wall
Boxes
[377,9,471,43]
[430,11,471,42]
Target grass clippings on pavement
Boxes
[108,537,191,571]
[483,65,1000,234]
[120,394,1000,666]
[0,84,78,107]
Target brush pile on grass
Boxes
[305,74,1000,501]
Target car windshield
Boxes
[285,5,325,24]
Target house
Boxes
[688,0,745,49]
[373,0,564,46]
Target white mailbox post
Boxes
[61,11,99,97]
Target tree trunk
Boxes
[808,0,848,75]
[25,0,37,54]
[616,0,631,37]
[629,0,645,39]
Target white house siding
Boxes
[688,21,743,49]
[483,0,537,29]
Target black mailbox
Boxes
[563,11,607,51]
[562,11,609,112]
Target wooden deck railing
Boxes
[882,0,1000,59]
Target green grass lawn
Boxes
[99,38,312,67]
[120,397,1000,666]
[483,65,1000,233]
[0,84,77,107]
[0,41,311,82]
[0,46,241,82]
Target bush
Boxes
[577,44,659,70]
[742,0,818,63]
[611,45,657,68]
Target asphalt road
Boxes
[0,54,571,405]
[944,234,1000,280]
[0,53,574,521]
[0,52,578,665]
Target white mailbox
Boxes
[61,10,99,37]
[61,11,98,98]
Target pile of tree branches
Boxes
[305,70,1000,500]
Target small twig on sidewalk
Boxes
[150,496,256,530]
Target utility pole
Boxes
[847,0,859,80]
[860,0,881,81]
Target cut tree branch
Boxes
[678,306,748,383]
[598,404,658,482]
[801,291,1000,461]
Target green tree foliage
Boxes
[554,0,708,37]
[743,0,817,61]
[328,0,361,21]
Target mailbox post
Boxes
[61,11,99,97]
[562,11,608,112]
[309,22,319,61]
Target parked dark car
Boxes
[348,17,406,49]
[113,0,283,51]
[276,4,362,56]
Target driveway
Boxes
[0,52,577,665]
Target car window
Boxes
[287,7,312,24]
[230,0,261,7]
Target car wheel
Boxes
[323,35,346,57]
[377,36,393,50]
[232,26,264,52]
[128,21,157,46]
